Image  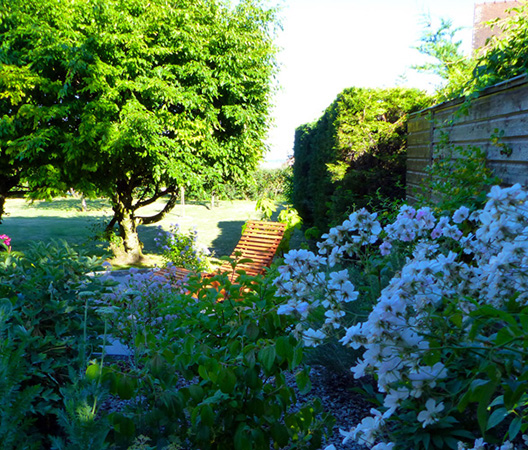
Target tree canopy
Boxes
[0,0,279,259]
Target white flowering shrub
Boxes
[274,184,528,450]
[155,224,212,271]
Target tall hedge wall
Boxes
[291,87,431,232]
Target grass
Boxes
[1,196,263,268]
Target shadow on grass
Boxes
[211,220,246,257]
[30,198,110,212]
[1,215,111,256]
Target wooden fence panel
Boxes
[407,75,528,202]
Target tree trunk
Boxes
[180,186,185,217]
[111,188,143,263]
[0,194,6,224]
[0,174,21,224]
[110,183,179,263]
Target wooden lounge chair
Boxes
[165,220,286,283]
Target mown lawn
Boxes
[1,196,262,266]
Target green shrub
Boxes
[95,265,334,449]
[155,224,212,271]
[0,241,106,447]
[414,138,501,214]
[291,87,432,233]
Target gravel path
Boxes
[303,366,370,450]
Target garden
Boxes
[2,0,528,449]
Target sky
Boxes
[263,0,477,167]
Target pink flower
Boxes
[0,234,11,248]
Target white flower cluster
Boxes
[275,184,528,449]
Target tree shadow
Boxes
[138,223,164,256]
[29,198,110,212]
[1,215,111,256]
[210,220,246,257]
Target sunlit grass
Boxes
[1,197,262,268]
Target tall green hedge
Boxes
[291,87,431,232]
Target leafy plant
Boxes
[275,183,528,449]
[256,197,277,221]
[155,224,211,272]
[0,0,280,258]
[0,298,43,449]
[0,241,107,446]
[471,2,528,93]
[412,17,475,102]
[414,139,501,214]
[94,266,334,449]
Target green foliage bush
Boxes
[0,245,334,448]
[291,87,432,233]
[95,266,334,449]
[155,224,212,271]
[412,17,476,102]
[195,167,292,202]
[414,141,501,214]
[0,241,106,448]
[472,2,528,92]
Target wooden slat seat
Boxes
[215,221,286,279]
[161,220,286,284]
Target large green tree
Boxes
[0,0,278,260]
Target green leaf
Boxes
[432,434,444,448]
[258,346,276,372]
[251,428,267,450]
[519,314,528,333]
[188,385,204,402]
[495,327,516,346]
[295,370,312,395]
[270,423,290,447]
[488,395,504,408]
[243,347,256,368]
[234,424,251,450]
[450,313,463,328]
[184,336,196,354]
[245,367,261,390]
[110,413,135,437]
[275,336,293,360]
[149,353,164,376]
[200,404,214,427]
[0,298,13,319]
[85,363,101,381]
[198,365,209,381]
[487,407,508,430]
[218,368,237,394]
[509,416,522,440]
[292,347,303,369]
[245,323,260,341]
[116,375,136,400]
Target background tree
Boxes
[412,17,475,102]
[0,0,278,261]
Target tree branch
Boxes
[136,192,179,225]
[133,186,175,210]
